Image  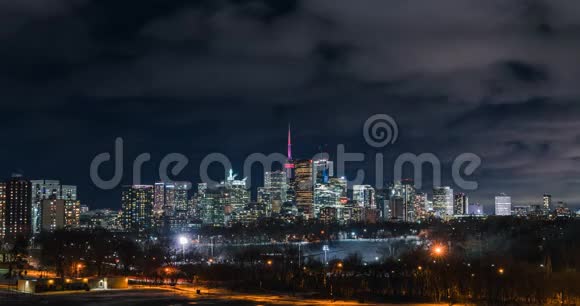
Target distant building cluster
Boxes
[109,127,576,233]
[0,128,577,239]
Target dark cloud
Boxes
[1,0,580,211]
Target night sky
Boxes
[2,0,580,212]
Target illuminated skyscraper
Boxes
[413,192,429,220]
[64,199,80,228]
[260,170,288,215]
[152,181,192,231]
[264,170,288,203]
[495,194,511,216]
[218,169,250,213]
[30,181,78,233]
[329,177,347,198]
[433,187,453,216]
[41,199,65,232]
[294,159,314,219]
[61,185,77,200]
[31,180,60,234]
[401,179,416,222]
[198,189,224,227]
[121,185,154,232]
[60,185,80,228]
[386,181,416,222]
[312,159,334,184]
[543,194,552,212]
[313,183,342,217]
[5,175,32,239]
[171,182,191,211]
[353,185,376,209]
[154,182,165,212]
[453,193,469,215]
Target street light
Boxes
[431,245,445,257]
[178,236,188,262]
[322,245,329,265]
[76,263,83,277]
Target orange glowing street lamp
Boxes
[432,245,445,257]
[76,263,84,277]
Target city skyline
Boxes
[5,138,578,213]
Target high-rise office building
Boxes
[543,194,552,212]
[353,185,376,208]
[64,199,81,228]
[5,175,32,239]
[495,194,511,216]
[61,185,77,200]
[30,180,78,233]
[31,180,60,234]
[198,190,224,227]
[388,196,404,220]
[413,192,429,220]
[264,170,288,203]
[294,159,314,219]
[257,187,273,213]
[218,169,250,213]
[152,181,192,231]
[433,187,453,216]
[197,182,223,226]
[41,199,65,232]
[265,170,287,189]
[312,159,334,184]
[401,179,416,222]
[313,183,342,217]
[453,193,469,215]
[169,182,192,232]
[170,182,191,211]
[121,185,154,232]
[60,185,80,229]
[387,181,416,222]
[329,177,347,198]
[0,182,5,240]
[154,182,166,212]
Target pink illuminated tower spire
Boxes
[285,123,294,178]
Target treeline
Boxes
[26,217,580,304]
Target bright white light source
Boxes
[179,236,188,245]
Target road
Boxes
[0,285,449,306]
